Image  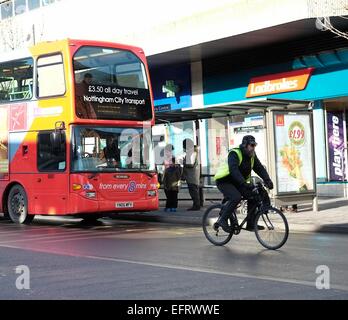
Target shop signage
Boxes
[162,80,180,98]
[327,111,345,181]
[152,64,192,111]
[154,104,171,113]
[246,68,314,98]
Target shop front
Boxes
[150,63,196,174]
[203,46,348,197]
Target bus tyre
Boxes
[7,185,34,224]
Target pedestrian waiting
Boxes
[182,139,201,211]
[163,157,183,212]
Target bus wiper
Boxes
[117,168,156,178]
[88,172,99,179]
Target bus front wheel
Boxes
[7,185,34,224]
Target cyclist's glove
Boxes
[264,179,274,190]
[242,182,254,191]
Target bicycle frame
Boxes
[230,186,270,232]
[232,201,259,231]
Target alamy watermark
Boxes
[315,265,330,290]
[15,265,30,290]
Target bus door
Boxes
[33,130,69,215]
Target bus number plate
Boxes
[115,202,134,208]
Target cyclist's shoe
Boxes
[217,218,233,233]
[245,224,265,231]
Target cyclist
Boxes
[214,135,274,232]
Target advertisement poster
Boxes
[0,106,9,174]
[228,114,267,166]
[216,137,221,155]
[326,111,345,181]
[274,113,314,193]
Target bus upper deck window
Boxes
[37,54,66,98]
[0,58,34,103]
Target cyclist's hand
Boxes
[264,179,274,190]
[243,182,254,191]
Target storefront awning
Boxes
[155,98,311,124]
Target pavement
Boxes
[1,195,348,234]
[109,196,348,235]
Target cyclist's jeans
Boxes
[216,182,257,225]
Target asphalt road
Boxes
[0,216,347,299]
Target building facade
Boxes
[2,0,348,196]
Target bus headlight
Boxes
[72,184,82,191]
[147,190,156,197]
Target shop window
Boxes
[1,1,13,19]
[41,0,54,6]
[14,0,26,15]
[0,57,34,102]
[28,0,40,10]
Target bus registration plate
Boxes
[115,202,134,208]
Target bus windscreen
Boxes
[73,46,152,121]
[71,126,155,173]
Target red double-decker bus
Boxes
[0,39,158,224]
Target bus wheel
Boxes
[7,185,34,224]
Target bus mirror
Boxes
[50,131,64,153]
[55,121,65,130]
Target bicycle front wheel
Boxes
[254,207,289,250]
[202,204,233,246]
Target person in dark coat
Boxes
[214,135,274,232]
[182,139,201,211]
[102,136,121,167]
[163,157,182,212]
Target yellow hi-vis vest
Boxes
[214,148,255,182]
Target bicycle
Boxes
[202,182,289,250]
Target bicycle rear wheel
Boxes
[254,207,289,250]
[202,204,233,246]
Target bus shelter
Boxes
[154,98,318,211]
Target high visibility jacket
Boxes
[214,148,255,182]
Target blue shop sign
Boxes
[150,64,192,112]
[203,48,348,106]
